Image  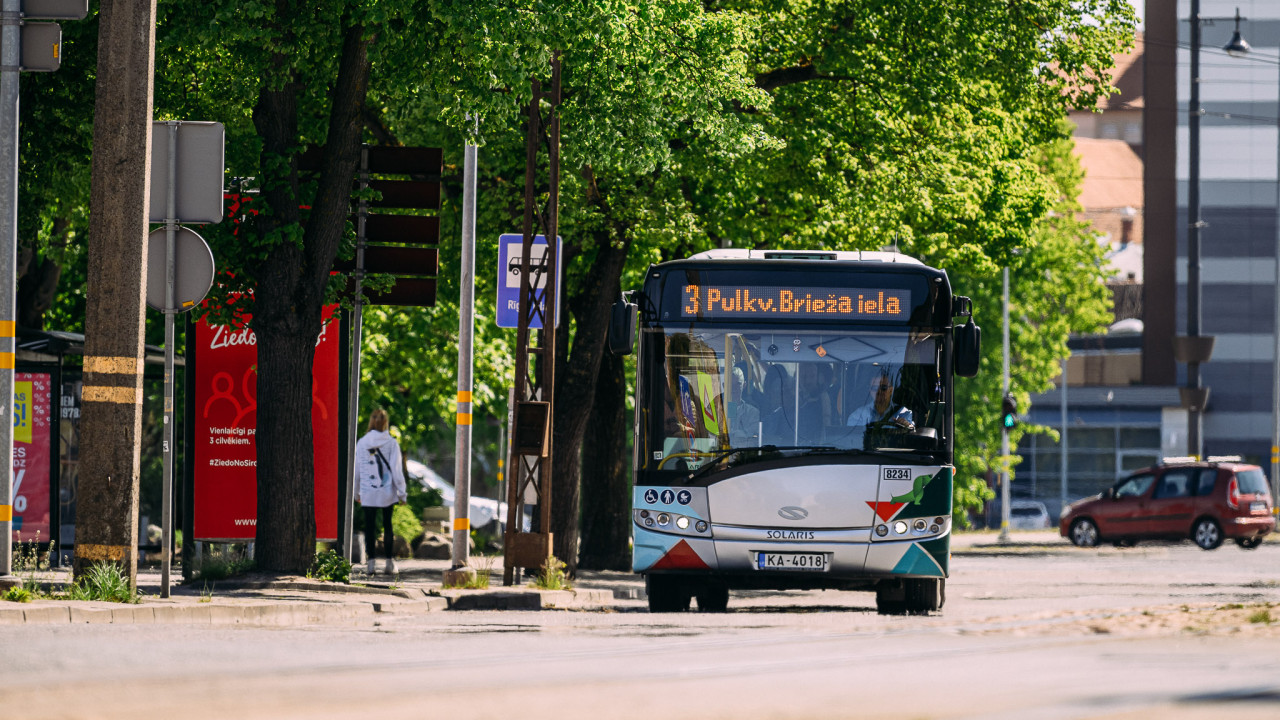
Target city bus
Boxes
[609,249,980,614]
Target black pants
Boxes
[362,505,394,560]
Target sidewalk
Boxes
[1,531,1068,626]
[0,557,620,626]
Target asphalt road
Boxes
[5,535,1280,720]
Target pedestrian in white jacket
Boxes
[355,408,406,575]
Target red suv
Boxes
[1060,461,1275,550]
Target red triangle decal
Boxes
[867,501,906,522]
[651,539,711,570]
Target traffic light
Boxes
[1001,394,1018,430]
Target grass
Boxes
[64,563,141,604]
[529,555,571,591]
[1248,608,1273,625]
[3,586,33,603]
[198,583,214,603]
[444,555,495,590]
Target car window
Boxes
[1153,469,1192,499]
[1235,469,1270,495]
[1011,507,1042,517]
[1115,473,1155,498]
[1194,469,1218,497]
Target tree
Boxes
[155,0,766,573]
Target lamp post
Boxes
[1216,13,1277,507]
[1179,4,1248,459]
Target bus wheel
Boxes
[904,578,944,615]
[695,584,729,613]
[647,575,690,613]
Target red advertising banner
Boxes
[193,306,340,541]
[12,373,52,543]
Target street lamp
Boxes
[1177,3,1248,459]
[1216,13,1280,509]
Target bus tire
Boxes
[695,583,730,613]
[646,575,690,613]
[904,578,944,615]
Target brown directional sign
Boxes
[362,214,439,246]
[335,246,438,276]
[367,180,439,210]
[352,277,438,307]
[22,0,88,19]
[366,147,442,176]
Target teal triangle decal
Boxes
[891,543,944,577]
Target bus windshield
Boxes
[643,325,946,473]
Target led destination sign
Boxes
[681,284,911,321]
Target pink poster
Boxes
[12,372,52,543]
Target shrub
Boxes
[308,549,351,583]
[392,504,423,545]
[3,586,33,603]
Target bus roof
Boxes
[684,249,925,265]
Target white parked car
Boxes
[1008,500,1053,530]
[405,459,529,532]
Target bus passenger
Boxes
[723,366,761,446]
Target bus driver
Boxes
[846,371,914,443]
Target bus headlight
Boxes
[634,509,711,538]
[893,521,908,535]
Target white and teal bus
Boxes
[610,249,980,614]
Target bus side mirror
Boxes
[953,320,981,377]
[608,299,637,355]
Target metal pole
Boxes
[445,122,478,585]
[1272,48,1280,513]
[1060,358,1068,517]
[1188,0,1205,459]
[160,122,178,598]
[0,0,20,589]
[341,147,369,561]
[999,266,1011,542]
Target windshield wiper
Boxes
[685,445,935,481]
[684,445,837,481]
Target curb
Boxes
[0,600,383,626]
[440,588,612,610]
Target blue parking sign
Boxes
[496,234,562,329]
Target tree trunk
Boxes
[249,22,371,574]
[550,168,632,574]
[578,349,631,570]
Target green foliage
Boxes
[192,546,256,582]
[65,563,140,604]
[529,555,571,591]
[3,586,33,603]
[308,550,352,583]
[1248,608,1273,625]
[391,504,424,545]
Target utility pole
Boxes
[444,120,478,587]
[74,0,158,586]
[0,0,20,591]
